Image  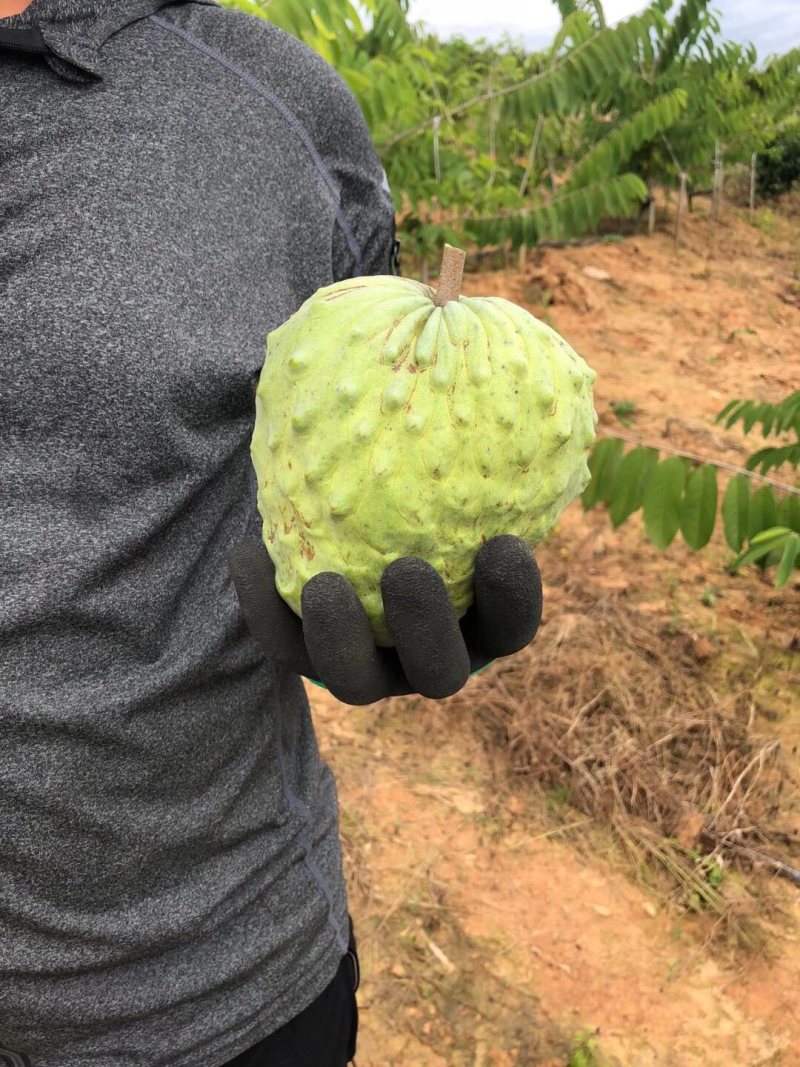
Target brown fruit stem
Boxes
[433,244,467,306]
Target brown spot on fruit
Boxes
[298,532,316,562]
[385,317,404,342]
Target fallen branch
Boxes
[715,839,800,889]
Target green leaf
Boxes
[742,402,760,434]
[748,485,779,538]
[721,475,750,551]
[779,494,800,534]
[724,400,751,430]
[468,174,649,247]
[750,525,793,545]
[642,456,688,550]
[719,393,800,440]
[680,465,718,550]
[730,527,792,573]
[776,533,800,588]
[656,0,712,73]
[554,0,579,21]
[582,437,624,510]
[310,9,337,40]
[775,392,800,434]
[608,447,659,528]
[716,399,740,424]
[746,443,800,476]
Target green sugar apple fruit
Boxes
[251,245,597,647]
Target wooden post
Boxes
[518,243,527,272]
[711,140,722,223]
[648,188,656,236]
[675,171,687,243]
[432,115,441,185]
[547,157,557,194]
[488,99,497,188]
[749,151,757,220]
[713,141,719,221]
[710,141,723,259]
[487,58,497,188]
[518,115,544,198]
[420,259,429,286]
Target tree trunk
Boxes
[675,172,687,243]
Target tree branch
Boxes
[378,30,602,150]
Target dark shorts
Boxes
[222,916,360,1067]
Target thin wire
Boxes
[601,430,800,497]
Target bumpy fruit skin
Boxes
[252,275,597,647]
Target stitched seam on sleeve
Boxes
[148,12,363,275]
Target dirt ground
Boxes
[307,195,800,1066]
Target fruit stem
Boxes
[433,244,467,306]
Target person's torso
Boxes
[0,4,378,1062]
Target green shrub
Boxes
[756,123,800,199]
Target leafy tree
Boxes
[220,0,799,259]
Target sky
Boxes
[405,0,800,63]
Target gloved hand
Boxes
[228,535,542,706]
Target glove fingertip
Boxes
[465,536,543,660]
[477,533,536,570]
[380,558,471,699]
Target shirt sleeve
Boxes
[315,70,398,281]
[333,157,398,281]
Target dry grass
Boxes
[439,561,799,951]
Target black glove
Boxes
[228,535,542,706]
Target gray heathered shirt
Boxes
[0,2,395,1064]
